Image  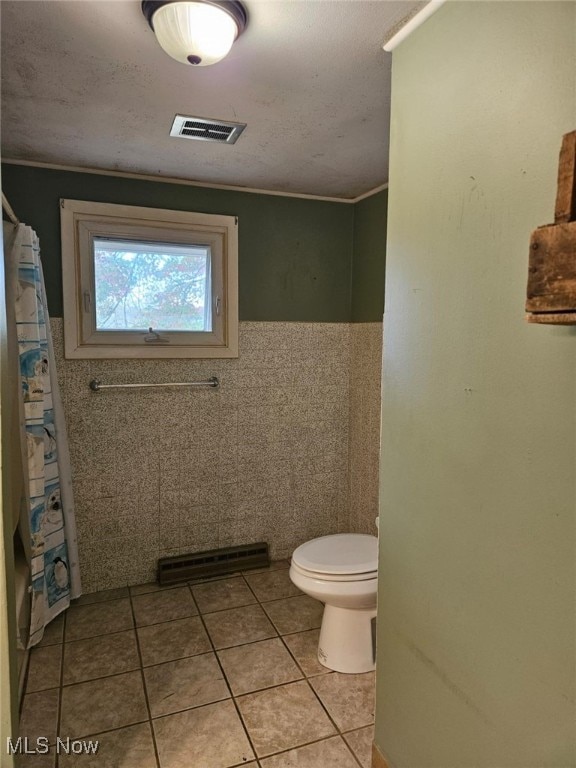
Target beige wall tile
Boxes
[349,323,383,535]
[53,319,382,592]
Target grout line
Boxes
[277,631,323,680]
[298,677,369,768]
[251,592,303,605]
[128,585,162,768]
[231,673,316,701]
[306,671,375,768]
[63,624,136,646]
[190,579,260,764]
[340,723,375,735]
[192,577,365,764]
[341,730,371,768]
[307,670,375,734]
[301,675,343,734]
[251,734,359,764]
[72,587,130,606]
[47,719,156,745]
[60,663,142,688]
[19,659,31,719]
[69,594,131,609]
[55,579,373,766]
[129,570,244,596]
[54,610,67,764]
[240,575,260,604]
[142,648,216,674]
[132,689,232,725]
[201,633,278,653]
[195,598,258,616]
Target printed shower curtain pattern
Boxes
[10,223,81,647]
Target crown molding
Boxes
[382,0,446,52]
[352,183,389,203]
[1,158,387,205]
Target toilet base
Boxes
[317,604,377,674]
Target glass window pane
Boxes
[93,238,212,332]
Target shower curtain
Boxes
[4,222,81,648]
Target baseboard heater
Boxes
[158,542,270,586]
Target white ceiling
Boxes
[1,0,420,199]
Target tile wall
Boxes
[51,320,382,593]
[349,324,383,534]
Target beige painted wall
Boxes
[376,3,576,766]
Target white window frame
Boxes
[60,199,238,359]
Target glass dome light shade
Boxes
[151,1,240,66]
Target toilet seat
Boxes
[291,560,377,582]
[291,534,378,580]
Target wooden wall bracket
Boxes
[526,131,576,324]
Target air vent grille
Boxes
[171,114,246,145]
[158,542,269,585]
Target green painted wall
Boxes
[1,164,357,322]
[376,3,575,766]
[351,189,387,322]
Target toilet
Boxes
[289,533,378,674]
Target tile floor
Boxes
[18,561,375,768]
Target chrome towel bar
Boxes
[89,377,219,392]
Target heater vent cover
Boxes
[170,114,246,145]
[158,542,269,585]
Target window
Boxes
[60,199,238,358]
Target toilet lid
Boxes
[292,534,378,576]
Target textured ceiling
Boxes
[1,0,420,199]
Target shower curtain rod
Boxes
[2,192,19,225]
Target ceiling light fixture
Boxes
[142,0,247,67]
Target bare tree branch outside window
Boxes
[93,244,211,332]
